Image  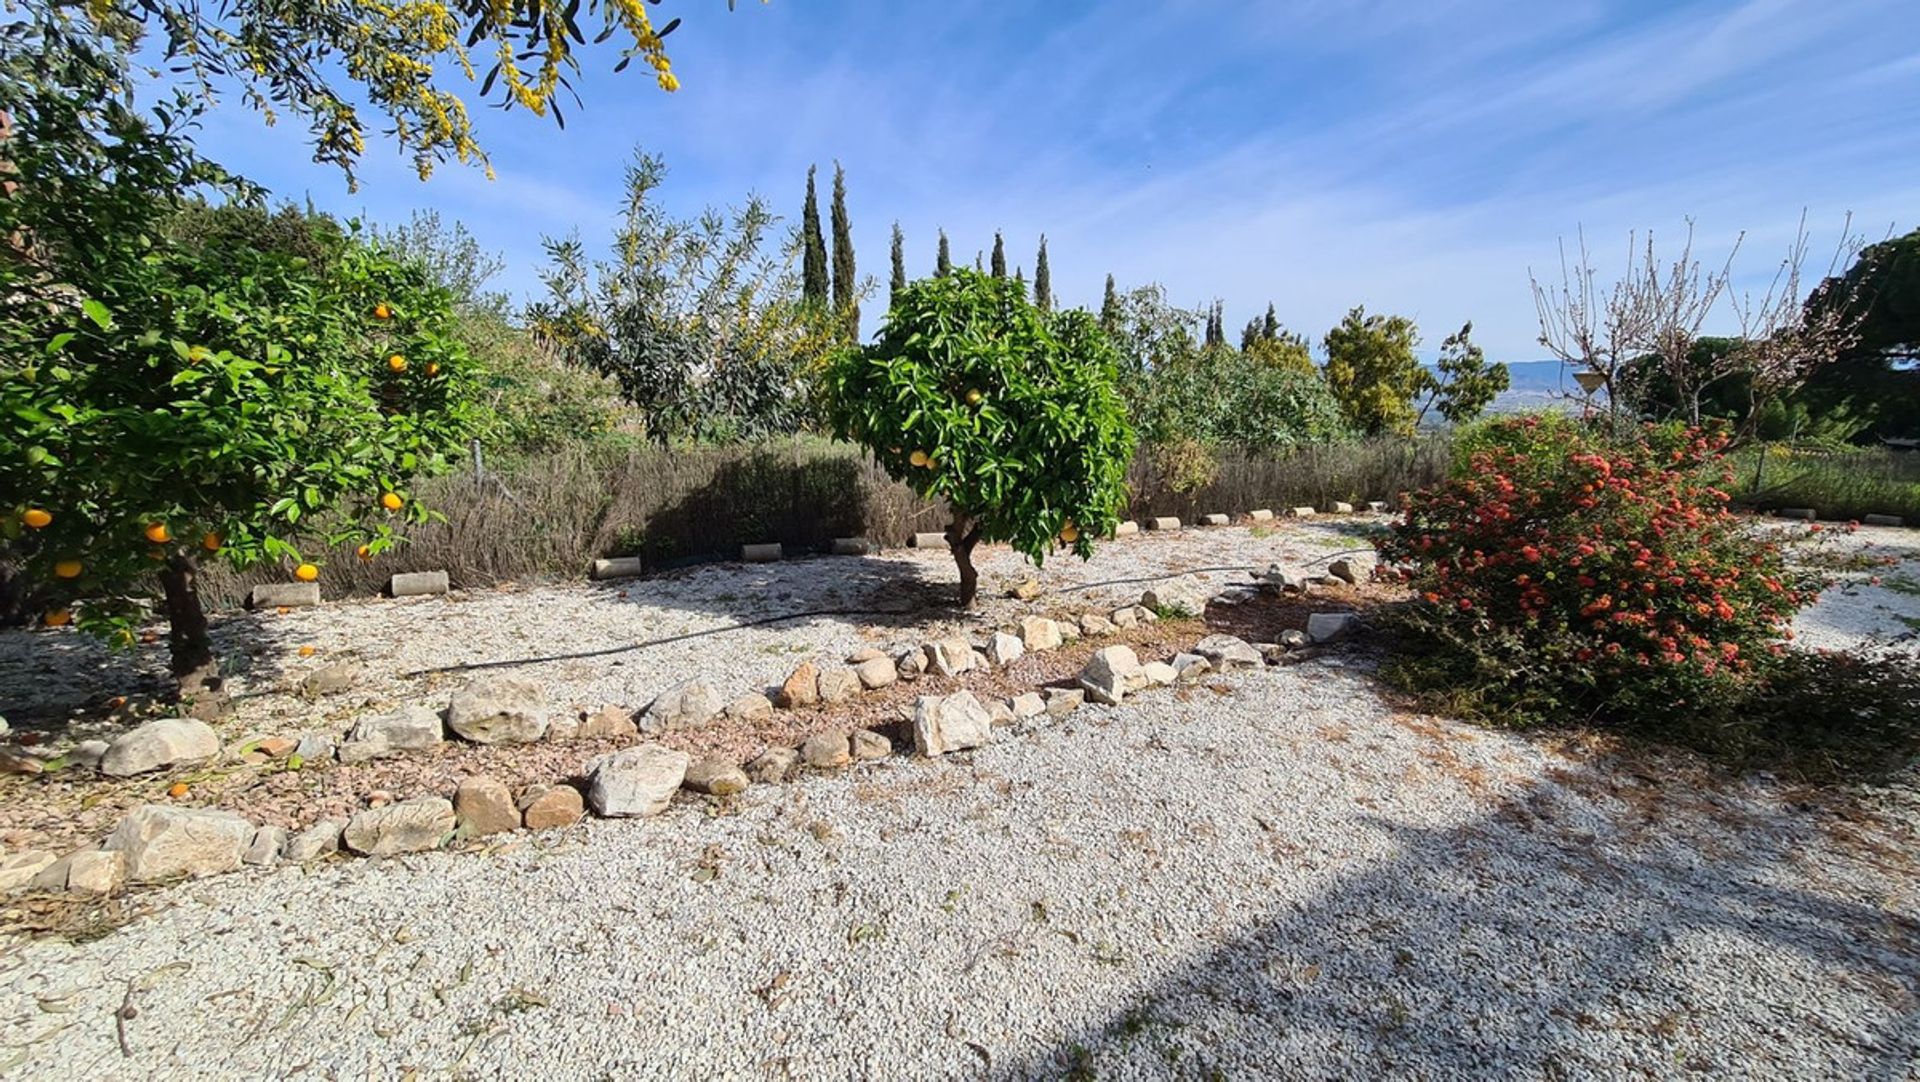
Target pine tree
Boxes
[935,230,951,277]
[1100,274,1119,332]
[1033,235,1052,312]
[990,231,1006,278]
[1240,318,1262,351]
[830,162,856,329]
[1262,302,1279,341]
[800,165,828,307]
[890,222,907,300]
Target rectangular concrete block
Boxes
[1248,509,1274,522]
[1330,501,1356,514]
[1201,513,1230,526]
[910,532,948,549]
[247,583,320,610]
[1146,516,1181,531]
[1114,521,1139,536]
[830,537,873,555]
[741,543,783,563]
[1776,508,1816,521]
[1862,514,1904,527]
[1288,507,1317,518]
[388,571,449,597]
[591,556,644,580]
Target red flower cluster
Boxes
[1378,417,1817,706]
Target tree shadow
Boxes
[636,452,877,567]
[1000,781,1920,1079]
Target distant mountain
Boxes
[1489,359,1591,413]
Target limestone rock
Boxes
[1079,645,1145,705]
[1141,577,1211,618]
[1009,578,1043,601]
[801,730,852,770]
[986,698,1016,726]
[1011,692,1047,719]
[1327,558,1359,585]
[574,705,638,742]
[340,705,443,764]
[545,714,582,741]
[243,825,287,867]
[292,732,336,765]
[1057,620,1082,644]
[985,632,1025,667]
[1141,661,1178,687]
[847,648,887,664]
[65,850,125,895]
[817,667,861,704]
[912,691,993,757]
[1044,688,1086,717]
[895,648,927,681]
[454,776,519,838]
[1194,634,1262,671]
[851,729,891,760]
[1280,629,1310,649]
[586,745,690,817]
[1078,613,1116,637]
[746,746,798,784]
[1018,616,1062,652]
[520,786,585,830]
[777,663,820,708]
[924,637,976,677]
[684,757,750,796]
[0,851,55,894]
[723,693,774,723]
[344,797,456,857]
[1110,606,1139,630]
[641,681,724,734]
[854,657,898,690]
[1171,653,1212,681]
[99,718,220,777]
[69,739,110,772]
[1133,605,1160,625]
[285,819,346,863]
[447,677,549,744]
[105,805,253,882]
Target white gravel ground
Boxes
[1,659,1916,1079]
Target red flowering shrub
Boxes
[1377,414,1821,729]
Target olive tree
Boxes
[824,270,1134,607]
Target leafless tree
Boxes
[1529,228,1651,430]
[1724,211,1869,440]
[1626,221,1739,426]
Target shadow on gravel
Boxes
[1003,784,1920,1079]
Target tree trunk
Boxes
[946,513,983,609]
[159,554,222,707]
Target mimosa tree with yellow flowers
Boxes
[0,17,477,701]
[824,271,1134,607]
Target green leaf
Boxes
[81,298,113,331]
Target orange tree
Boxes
[823,270,1133,606]
[1,18,477,697]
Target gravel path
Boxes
[1,659,1916,1079]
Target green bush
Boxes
[1130,344,1351,451]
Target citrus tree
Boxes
[1,19,477,699]
[824,270,1134,606]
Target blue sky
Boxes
[189,0,1920,360]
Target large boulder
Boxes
[911,691,993,757]
[344,798,456,857]
[99,718,219,777]
[447,677,549,744]
[640,682,724,734]
[1018,616,1062,652]
[923,637,976,677]
[1079,645,1145,705]
[1194,634,1262,671]
[105,805,253,882]
[1141,577,1212,618]
[339,705,444,764]
[586,745,690,817]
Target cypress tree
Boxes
[1100,274,1119,332]
[975,251,984,272]
[1262,302,1279,341]
[1240,318,1261,351]
[935,229,951,277]
[990,231,1006,278]
[800,166,828,307]
[1014,265,1026,298]
[1033,236,1052,312]
[830,162,856,328]
[890,222,906,299]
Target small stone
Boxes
[986,698,1015,726]
[1141,661,1178,687]
[106,805,253,882]
[519,786,585,830]
[684,757,750,796]
[1328,559,1359,585]
[1257,643,1288,665]
[1307,612,1359,643]
[1280,629,1309,649]
[1057,620,1082,644]
[545,715,582,741]
[985,632,1025,667]
[641,681,724,734]
[817,667,861,704]
[65,850,125,895]
[69,740,109,771]
[1011,692,1047,719]
[1009,578,1043,601]
[344,798,456,857]
[895,648,928,680]
[0,851,56,894]
[777,663,820,708]
[851,730,891,760]
[1044,688,1086,717]
[1110,607,1139,629]
[847,648,886,664]
[1018,616,1062,652]
[447,677,548,744]
[1079,645,1144,705]
[0,748,43,776]
[1194,634,1262,670]
[243,825,288,867]
[924,637,976,677]
[454,776,519,838]
[971,649,992,670]
[854,657,897,690]
[297,662,360,699]
[801,730,852,770]
[1172,653,1213,681]
[1133,605,1159,624]
[340,705,443,764]
[577,705,639,741]
[723,693,775,723]
[745,746,798,784]
[1078,613,1115,637]
[1257,564,1309,594]
[586,745,690,817]
[285,819,346,863]
[100,718,220,777]
[256,736,296,758]
[912,691,993,757]
[1141,577,1211,618]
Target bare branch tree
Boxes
[1627,220,1740,426]
[1724,210,1869,439]
[1530,228,1650,429]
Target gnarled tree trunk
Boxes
[945,512,983,608]
[159,553,222,708]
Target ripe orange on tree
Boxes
[22,508,51,529]
[373,302,393,320]
[387,354,407,373]
[53,559,82,579]
[381,491,404,511]
[201,531,222,552]
[43,609,71,627]
[144,522,172,544]
[294,563,320,582]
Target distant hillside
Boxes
[1489,359,1589,413]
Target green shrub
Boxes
[1130,344,1351,451]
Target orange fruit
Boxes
[294,563,319,582]
[297,645,316,658]
[167,782,189,799]
[1060,524,1080,543]
[373,303,392,320]
[426,362,441,377]
[275,606,290,615]
[22,508,51,529]
[107,695,127,709]
[387,354,407,373]
[144,522,172,544]
[380,491,403,511]
[965,389,984,406]
[202,531,222,552]
[43,609,71,627]
[355,543,372,561]
[909,450,930,467]
[53,559,82,579]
